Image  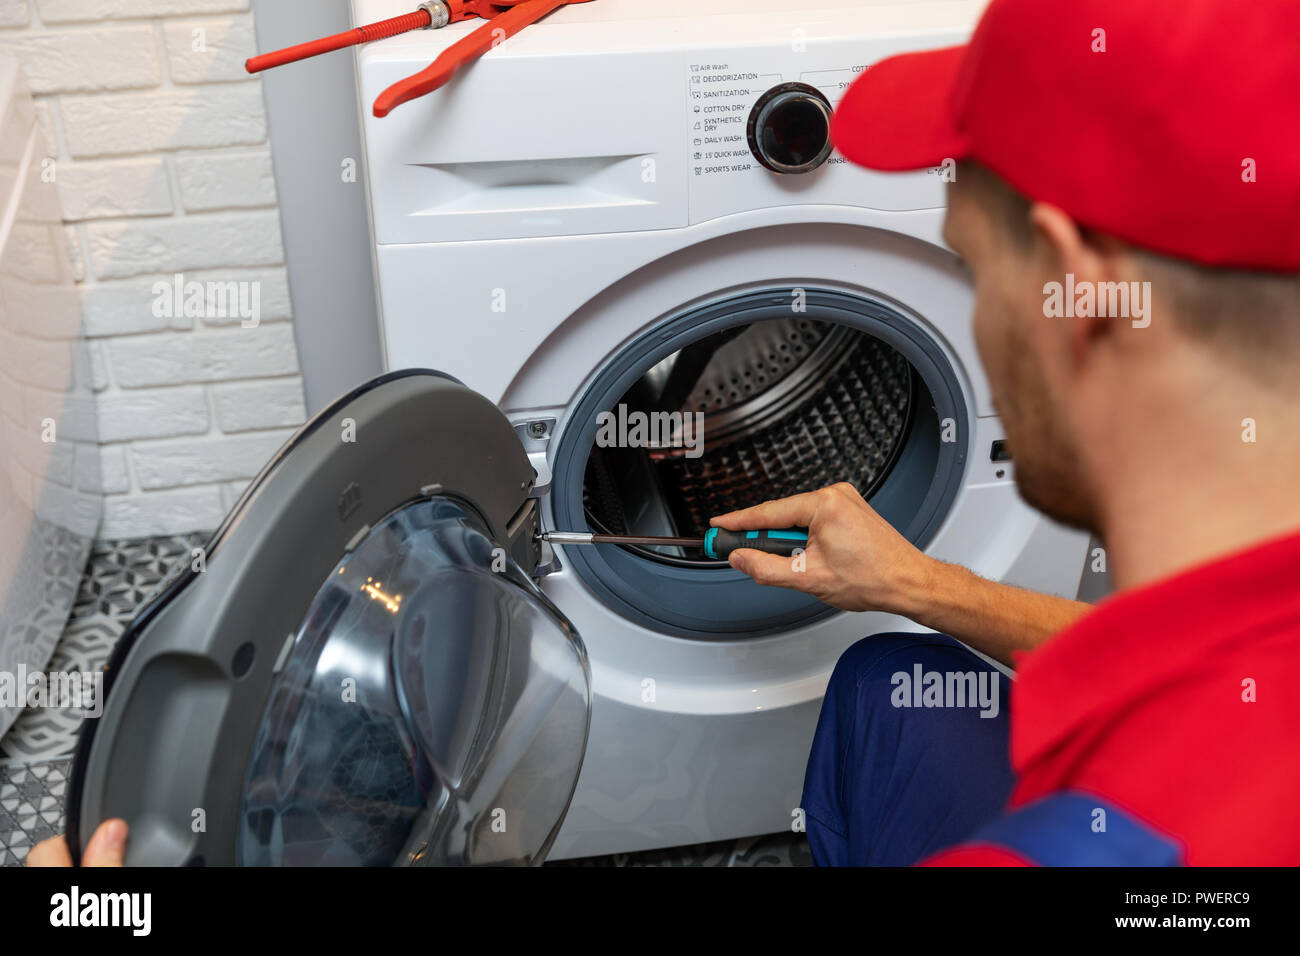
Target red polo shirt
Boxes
[925,527,1300,866]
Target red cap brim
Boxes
[831,44,971,171]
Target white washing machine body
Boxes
[353,0,1088,858]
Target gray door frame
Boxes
[251,0,385,414]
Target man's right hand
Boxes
[711,482,936,616]
[714,482,1093,665]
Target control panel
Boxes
[685,52,946,223]
[687,61,864,178]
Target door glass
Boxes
[236,497,588,866]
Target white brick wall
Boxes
[0,0,308,539]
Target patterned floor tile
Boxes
[729,831,813,866]
[0,519,90,741]
[0,757,71,867]
[0,614,126,762]
[0,534,205,762]
[72,534,208,620]
[550,831,812,867]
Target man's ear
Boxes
[1029,202,1114,363]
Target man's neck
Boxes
[1096,392,1300,592]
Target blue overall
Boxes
[800,633,1182,866]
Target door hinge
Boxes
[512,417,556,499]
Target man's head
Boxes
[831,0,1300,541]
[943,161,1300,533]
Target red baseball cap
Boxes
[832,0,1300,272]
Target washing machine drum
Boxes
[66,371,590,866]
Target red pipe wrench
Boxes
[375,1,597,117]
[246,1,597,117]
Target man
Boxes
[715,0,1300,865]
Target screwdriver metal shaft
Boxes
[541,529,808,559]
[543,532,702,548]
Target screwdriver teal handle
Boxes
[704,528,809,559]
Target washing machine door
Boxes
[66,370,589,866]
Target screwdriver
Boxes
[541,528,809,560]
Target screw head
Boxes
[527,421,548,438]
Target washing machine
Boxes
[351,0,1089,858]
[67,0,1090,865]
